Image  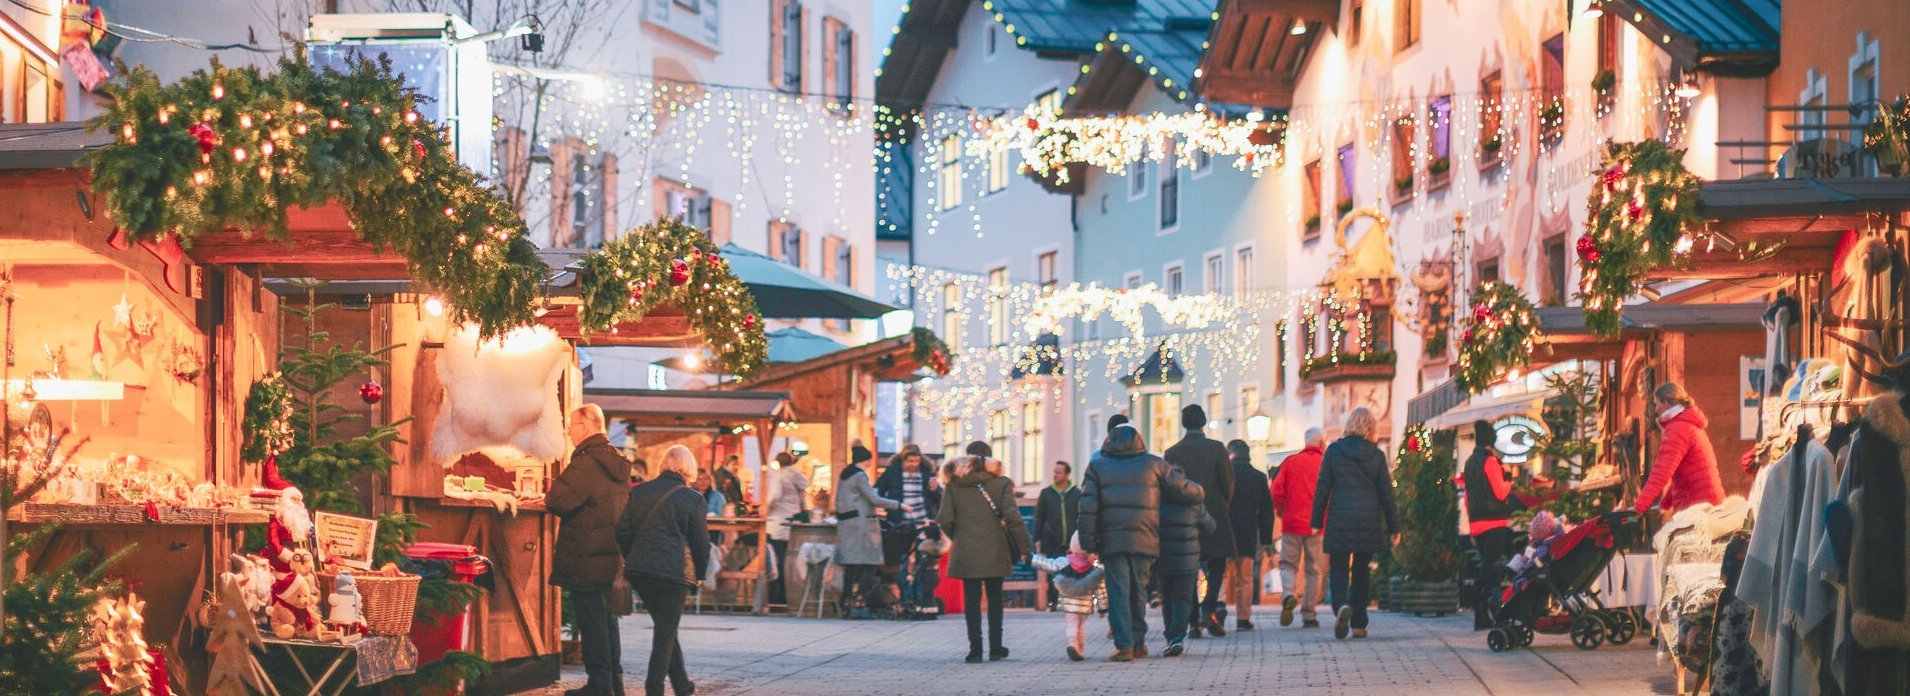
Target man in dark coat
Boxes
[1224,439,1275,631]
[1078,420,1203,661]
[1032,460,1081,609]
[547,404,633,696]
[1163,404,1236,636]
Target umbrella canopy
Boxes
[717,243,899,319]
[656,326,850,373]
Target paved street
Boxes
[534,604,1674,695]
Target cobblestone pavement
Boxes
[529,604,1676,695]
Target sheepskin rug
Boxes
[430,325,569,465]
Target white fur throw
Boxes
[430,325,569,465]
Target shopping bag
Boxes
[1262,569,1283,595]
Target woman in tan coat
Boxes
[937,441,1033,664]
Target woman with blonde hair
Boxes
[1630,381,1724,515]
[616,445,711,696]
[937,441,1033,663]
[1310,407,1399,640]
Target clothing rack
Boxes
[1776,397,1869,424]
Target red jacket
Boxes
[1634,405,1726,514]
[1269,445,1324,536]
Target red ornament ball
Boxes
[743,314,756,328]
[1025,117,1040,130]
[358,381,384,404]
[669,258,692,286]
[1576,235,1602,263]
[1601,164,1624,189]
[187,123,219,155]
[1626,198,1645,222]
[1405,434,1423,453]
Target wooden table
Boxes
[706,516,771,615]
[250,635,418,695]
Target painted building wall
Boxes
[1762,1,1908,165]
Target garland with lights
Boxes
[240,372,295,463]
[971,109,1282,184]
[1576,140,1702,336]
[1454,282,1543,393]
[85,54,546,339]
[910,327,954,376]
[1298,350,1397,379]
[574,217,768,378]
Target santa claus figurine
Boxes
[263,487,318,635]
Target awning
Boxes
[1424,386,1559,431]
[1535,303,1765,334]
[585,388,795,426]
[656,326,850,373]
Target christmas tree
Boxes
[204,578,262,696]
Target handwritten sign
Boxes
[313,512,378,570]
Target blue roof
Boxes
[1630,0,1779,54]
[992,0,1216,53]
[1116,25,1209,100]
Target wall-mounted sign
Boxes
[1491,415,1547,464]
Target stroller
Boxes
[1485,510,1645,652]
[878,520,948,620]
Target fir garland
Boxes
[1454,282,1542,393]
[910,327,953,376]
[1577,140,1702,336]
[574,218,768,378]
[83,53,547,339]
[240,372,295,462]
[1863,97,1910,176]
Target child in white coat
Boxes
[1030,532,1106,661]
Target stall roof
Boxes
[1535,303,1765,334]
[0,122,108,170]
[538,245,898,320]
[585,388,794,423]
[1699,177,1910,221]
[1423,386,1559,431]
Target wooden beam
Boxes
[536,305,702,346]
[1645,247,1836,279]
[1709,215,1866,237]
[186,227,398,265]
[1231,15,1269,72]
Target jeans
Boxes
[1158,571,1198,643]
[961,577,1005,652]
[1223,556,1258,622]
[768,539,790,605]
[1102,555,1154,650]
[1471,527,1514,627]
[1200,557,1229,617]
[630,576,693,696]
[1280,534,1326,621]
[841,564,879,613]
[571,586,624,692]
[1327,551,1373,630]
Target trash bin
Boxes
[403,542,492,664]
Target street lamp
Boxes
[1245,409,1273,445]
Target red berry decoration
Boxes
[1576,235,1602,263]
[669,258,691,286]
[358,381,384,404]
[187,123,218,155]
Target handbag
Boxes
[973,482,1025,558]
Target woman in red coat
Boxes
[1631,382,1725,514]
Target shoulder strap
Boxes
[633,481,687,532]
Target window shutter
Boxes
[822,236,840,280]
[709,199,732,245]
[769,0,785,87]
[821,19,839,107]
[798,229,810,269]
[549,139,575,247]
[769,222,786,260]
[798,5,811,93]
[600,153,619,243]
[649,0,671,19]
[844,27,856,105]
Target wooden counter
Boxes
[393,496,559,696]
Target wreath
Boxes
[1577,141,1701,336]
[911,327,953,376]
[1454,282,1543,392]
[241,372,296,462]
[574,217,768,378]
[84,53,547,339]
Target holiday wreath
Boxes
[574,217,768,378]
[84,53,547,339]
[1577,140,1701,336]
[241,372,296,462]
[1454,281,1542,392]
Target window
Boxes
[1477,258,1500,284]
[1480,71,1504,163]
[773,222,805,267]
[772,0,805,91]
[1204,253,1224,294]
[493,126,529,207]
[1336,143,1356,212]
[1164,263,1184,296]
[1800,68,1829,133]
[1238,386,1259,439]
[1395,0,1419,51]
[941,283,963,352]
[986,267,1008,345]
[1234,246,1255,298]
[1429,96,1452,186]
[1540,34,1566,144]
[1086,413,1103,461]
[1037,251,1058,293]
[1206,392,1222,430]
[1019,402,1043,484]
[941,418,961,460]
[1302,160,1323,239]
[1124,271,1144,290]
[1851,32,1881,132]
[1139,391,1182,449]
[833,241,855,331]
[1271,321,1288,393]
[984,145,1010,194]
[985,23,998,59]
[1192,148,1213,176]
[988,409,1010,468]
[1391,115,1416,199]
[1544,236,1568,304]
[1032,89,1063,117]
[1347,0,1363,45]
[938,135,963,211]
[1129,157,1149,199]
[549,139,610,249]
[648,364,669,390]
[823,18,855,108]
[1159,139,1180,230]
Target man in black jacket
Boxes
[1032,460,1080,609]
[1164,405,1236,637]
[547,404,633,696]
[616,446,713,696]
[1079,421,1203,661]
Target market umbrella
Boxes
[655,326,849,373]
[716,244,899,319]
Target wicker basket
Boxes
[319,568,420,636]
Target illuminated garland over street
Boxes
[87,54,546,338]
[968,109,1283,183]
[575,217,768,378]
[1454,282,1543,392]
[1577,141,1702,336]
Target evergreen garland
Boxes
[1577,140,1702,336]
[240,372,295,462]
[1863,97,1910,175]
[575,217,768,378]
[910,327,953,376]
[1454,282,1542,393]
[1392,425,1459,581]
[84,53,547,339]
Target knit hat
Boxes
[1106,414,1130,433]
[1067,532,1091,573]
[1530,511,1562,542]
[850,445,873,465]
[1181,404,1207,430]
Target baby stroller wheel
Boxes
[1569,614,1606,651]
[1602,609,1638,645]
[1513,624,1535,647]
[1486,628,1512,653]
